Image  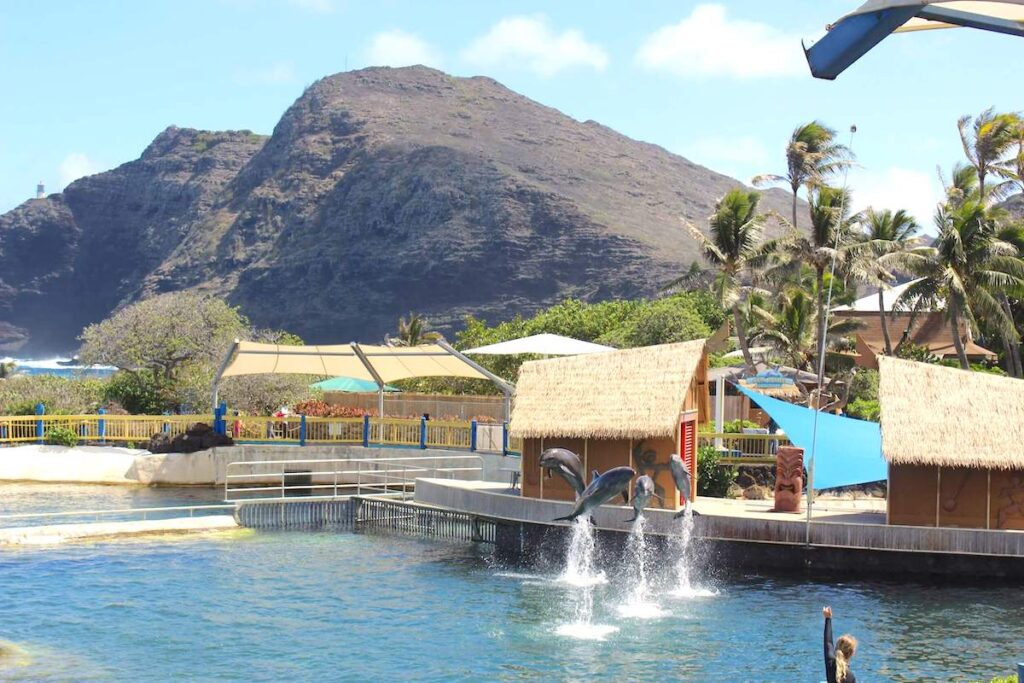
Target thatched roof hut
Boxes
[878,356,1024,470]
[511,340,708,507]
[510,339,707,440]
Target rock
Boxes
[147,423,233,454]
[0,66,797,353]
[743,484,770,500]
[736,472,756,489]
[726,483,744,499]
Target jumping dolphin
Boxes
[669,453,700,518]
[626,474,657,523]
[553,466,636,522]
[538,448,586,497]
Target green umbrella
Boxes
[310,376,400,393]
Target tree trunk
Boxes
[791,190,798,230]
[1000,294,1022,378]
[949,302,970,370]
[879,288,893,356]
[733,303,754,371]
[815,267,828,395]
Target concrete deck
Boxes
[0,515,239,546]
[414,479,1024,561]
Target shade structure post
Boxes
[434,340,514,421]
[211,339,240,412]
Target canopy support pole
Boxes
[350,342,387,420]
[211,339,240,412]
[435,340,514,421]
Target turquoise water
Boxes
[2,529,1023,682]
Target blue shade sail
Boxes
[735,385,886,489]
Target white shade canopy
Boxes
[847,0,1024,31]
[462,333,614,356]
[220,341,496,383]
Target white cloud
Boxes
[58,153,99,188]
[850,167,943,231]
[681,134,771,178]
[462,16,608,77]
[365,30,442,68]
[286,0,333,13]
[636,4,805,79]
[234,61,297,85]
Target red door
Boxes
[679,417,697,503]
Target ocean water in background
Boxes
[1,528,1023,682]
[1,357,116,379]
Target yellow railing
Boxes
[0,413,511,453]
[699,432,790,464]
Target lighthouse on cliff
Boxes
[36,181,45,199]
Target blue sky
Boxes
[0,0,1020,227]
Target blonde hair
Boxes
[835,634,857,682]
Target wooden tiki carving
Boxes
[774,446,804,513]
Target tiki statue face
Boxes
[774,446,804,513]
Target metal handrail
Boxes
[224,455,485,502]
[0,504,237,523]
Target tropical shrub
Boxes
[291,400,374,418]
[104,370,170,415]
[845,398,880,422]
[44,425,80,447]
[0,375,106,415]
[697,444,735,498]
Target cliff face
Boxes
[0,66,793,354]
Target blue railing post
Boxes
[218,402,228,435]
[162,411,170,433]
[419,417,427,449]
[98,408,106,443]
[35,403,45,444]
[299,414,307,446]
[362,415,370,448]
[470,420,478,452]
[502,421,509,455]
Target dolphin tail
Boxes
[553,512,579,522]
[672,508,686,519]
[626,514,642,523]
[620,490,629,504]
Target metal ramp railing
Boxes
[224,454,485,502]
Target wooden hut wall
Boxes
[889,464,1024,530]
[521,435,684,511]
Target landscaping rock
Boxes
[146,423,233,454]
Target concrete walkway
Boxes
[0,515,239,546]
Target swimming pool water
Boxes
[2,529,1022,682]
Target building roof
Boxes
[509,339,706,440]
[842,309,996,362]
[832,279,924,312]
[462,333,614,356]
[878,355,1024,469]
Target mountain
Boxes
[0,66,794,354]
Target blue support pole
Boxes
[35,403,45,444]
[218,401,228,435]
[98,408,106,443]
[419,417,427,450]
[162,412,170,434]
[299,414,307,446]
[362,415,370,448]
[502,421,509,456]
[470,420,477,452]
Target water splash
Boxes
[667,506,717,599]
[616,516,669,619]
[554,517,617,638]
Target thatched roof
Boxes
[510,340,706,439]
[878,356,1024,469]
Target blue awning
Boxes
[806,1,1024,80]
[736,385,886,489]
[310,376,400,393]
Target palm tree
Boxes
[847,208,927,356]
[0,361,15,379]
[753,120,854,229]
[899,200,1024,370]
[683,189,772,369]
[957,108,1020,203]
[749,285,861,371]
[388,312,443,347]
[768,186,857,379]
